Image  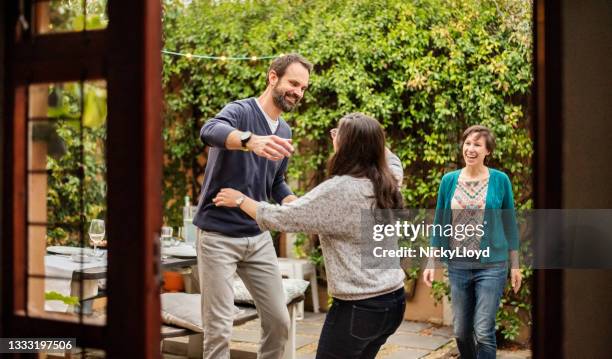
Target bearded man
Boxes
[193,54,312,359]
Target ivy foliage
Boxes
[43,3,109,245]
[162,0,532,226]
[46,82,107,245]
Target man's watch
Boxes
[235,195,245,207]
[240,131,252,149]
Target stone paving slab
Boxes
[292,343,433,359]
[397,320,431,333]
[232,327,317,349]
[385,332,450,350]
[235,319,261,331]
[428,325,454,338]
[498,349,532,359]
[231,328,260,343]
[295,342,318,359]
[301,312,327,322]
[377,343,430,359]
[422,340,531,359]
[295,322,324,336]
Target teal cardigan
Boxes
[430,168,519,263]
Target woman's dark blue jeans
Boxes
[315,287,406,359]
[448,262,508,359]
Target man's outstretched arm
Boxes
[200,103,294,161]
[224,130,294,161]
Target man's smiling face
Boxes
[270,62,310,112]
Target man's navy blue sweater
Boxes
[193,98,293,237]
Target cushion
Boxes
[161,278,310,332]
[233,278,310,305]
[161,292,245,332]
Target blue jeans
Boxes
[448,263,507,359]
[315,287,406,359]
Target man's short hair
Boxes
[266,53,313,85]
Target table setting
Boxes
[44,220,197,313]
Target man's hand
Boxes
[246,134,294,161]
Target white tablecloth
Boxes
[44,254,106,312]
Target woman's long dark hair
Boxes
[327,113,403,209]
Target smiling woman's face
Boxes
[462,132,490,167]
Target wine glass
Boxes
[161,226,174,248]
[89,219,105,257]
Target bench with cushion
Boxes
[161,278,310,359]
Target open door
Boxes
[1,1,163,357]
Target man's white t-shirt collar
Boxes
[255,98,279,134]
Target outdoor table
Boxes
[45,244,197,314]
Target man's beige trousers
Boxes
[196,230,289,359]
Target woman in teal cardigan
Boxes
[423,125,522,359]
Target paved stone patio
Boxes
[163,312,531,359]
[163,312,453,358]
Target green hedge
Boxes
[162,0,532,215]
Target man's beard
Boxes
[272,87,300,112]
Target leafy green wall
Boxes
[162,0,532,221]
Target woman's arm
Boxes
[500,173,522,292]
[501,173,520,265]
[212,190,259,219]
[213,178,350,235]
[424,175,450,287]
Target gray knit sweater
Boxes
[256,152,405,300]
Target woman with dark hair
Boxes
[423,125,522,359]
[213,112,406,359]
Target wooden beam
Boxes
[11,31,107,83]
[12,85,27,314]
[533,1,564,358]
[1,1,19,335]
[105,0,162,357]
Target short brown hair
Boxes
[462,125,496,154]
[266,53,313,85]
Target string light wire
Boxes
[162,50,283,61]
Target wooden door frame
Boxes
[0,0,567,357]
[533,0,564,358]
[1,1,163,357]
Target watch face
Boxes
[241,131,252,141]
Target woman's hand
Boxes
[423,268,435,287]
[213,188,244,208]
[511,268,522,293]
